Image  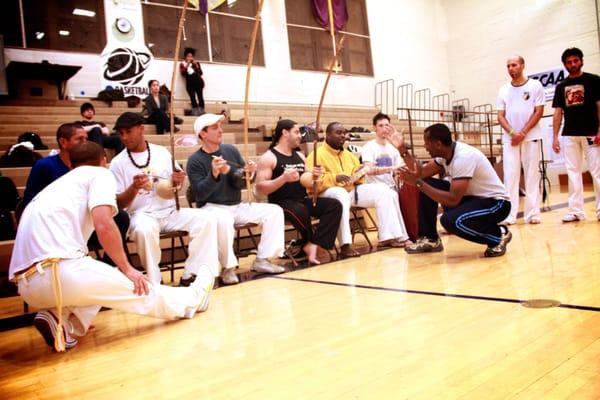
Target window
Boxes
[0,0,23,48]
[25,0,105,52]
[285,0,373,76]
[0,0,106,53]
[143,5,209,60]
[143,0,264,66]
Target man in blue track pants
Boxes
[392,123,512,257]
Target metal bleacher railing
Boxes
[374,78,503,162]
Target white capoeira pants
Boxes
[201,202,285,272]
[563,136,600,219]
[17,257,213,337]
[502,140,541,223]
[128,207,223,283]
[320,183,409,245]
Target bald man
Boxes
[497,55,544,225]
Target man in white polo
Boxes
[497,55,544,225]
[9,142,212,352]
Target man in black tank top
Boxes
[256,119,342,265]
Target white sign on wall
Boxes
[528,67,568,102]
[100,0,154,98]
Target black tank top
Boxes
[268,148,307,203]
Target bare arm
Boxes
[419,178,470,208]
[497,110,512,134]
[91,205,149,295]
[595,100,600,144]
[521,105,544,135]
[552,108,563,154]
[387,127,443,178]
[116,174,150,209]
[256,151,302,196]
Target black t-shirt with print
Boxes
[552,72,600,136]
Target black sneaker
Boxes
[499,225,513,244]
[405,237,444,254]
[179,273,197,287]
[484,243,506,257]
[484,226,511,257]
[33,310,78,351]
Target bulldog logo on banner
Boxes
[104,47,152,86]
[100,0,155,98]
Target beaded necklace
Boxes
[127,140,151,169]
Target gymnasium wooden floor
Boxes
[1,187,599,399]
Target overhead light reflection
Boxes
[73,8,96,17]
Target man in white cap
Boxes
[187,113,286,285]
[10,142,212,353]
[109,112,224,286]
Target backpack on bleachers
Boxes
[0,143,42,168]
[0,176,20,240]
[18,132,48,150]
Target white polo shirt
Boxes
[435,142,509,201]
[497,78,545,143]
[9,166,118,279]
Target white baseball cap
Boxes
[194,113,225,135]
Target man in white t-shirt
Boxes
[361,112,406,189]
[396,124,512,257]
[9,142,212,352]
[497,55,545,224]
[109,112,224,285]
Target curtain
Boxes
[311,0,348,31]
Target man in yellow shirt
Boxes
[306,122,411,257]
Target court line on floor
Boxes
[0,195,596,333]
[270,276,600,313]
[517,195,595,218]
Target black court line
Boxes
[271,276,600,313]
[516,195,594,218]
[0,195,597,333]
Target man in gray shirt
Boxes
[187,114,286,285]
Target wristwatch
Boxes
[415,178,424,189]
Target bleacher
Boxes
[0,99,392,315]
[0,97,503,320]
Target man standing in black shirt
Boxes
[552,47,600,222]
[255,119,342,265]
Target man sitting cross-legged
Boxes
[9,141,212,353]
[255,119,342,265]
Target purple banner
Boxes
[311,0,348,31]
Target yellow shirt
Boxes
[305,142,364,194]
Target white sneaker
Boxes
[220,267,239,285]
[251,258,285,274]
[562,213,582,223]
[184,277,213,318]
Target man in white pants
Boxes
[187,113,285,285]
[306,122,411,256]
[109,112,222,285]
[9,142,212,352]
[552,47,600,222]
[497,55,544,224]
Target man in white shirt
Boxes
[361,112,406,189]
[9,142,212,352]
[396,124,512,257]
[109,112,223,285]
[497,55,545,224]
